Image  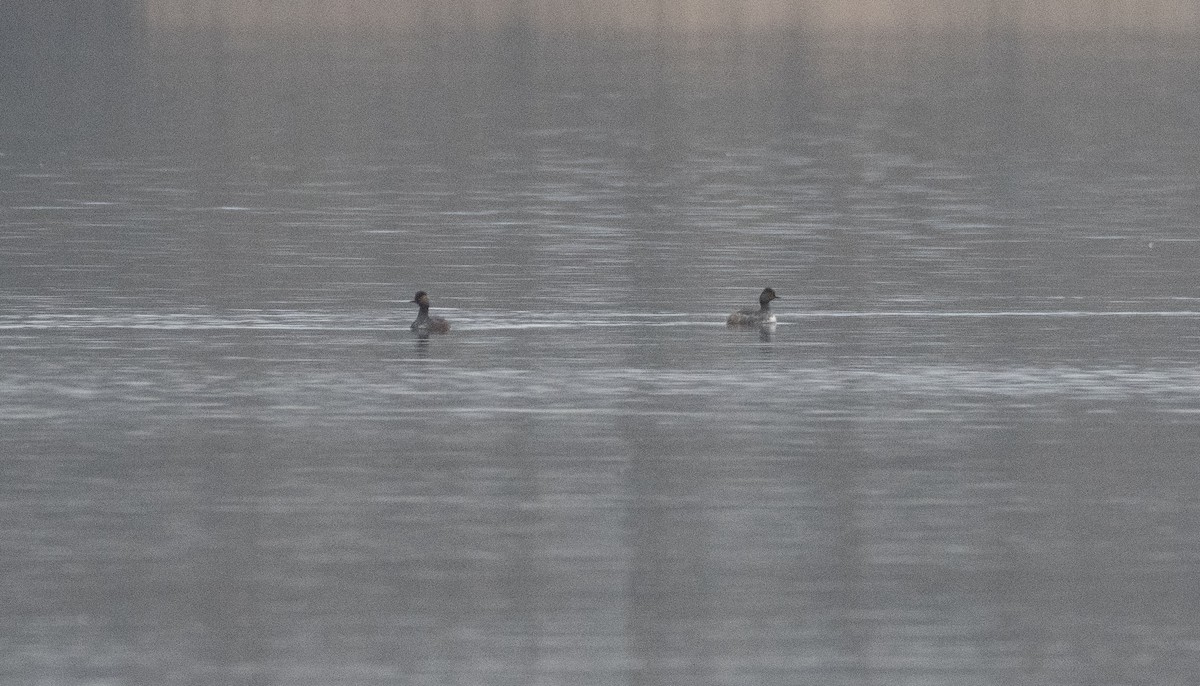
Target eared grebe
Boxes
[727,287,779,326]
[410,291,451,334]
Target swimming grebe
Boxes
[726,287,779,326]
[410,291,451,334]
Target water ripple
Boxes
[3,308,1199,332]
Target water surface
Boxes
[4,26,1200,686]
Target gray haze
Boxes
[4,4,1200,685]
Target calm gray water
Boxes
[4,24,1200,685]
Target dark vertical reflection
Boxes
[771,26,821,134]
[815,375,873,678]
[497,1,539,134]
[501,415,543,679]
[201,4,235,162]
[623,416,713,686]
[195,429,270,680]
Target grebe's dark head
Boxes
[411,291,430,307]
[759,288,779,307]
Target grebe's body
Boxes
[726,288,779,326]
[410,291,451,334]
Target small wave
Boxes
[0,311,379,331]
[2,308,1198,332]
[794,310,1200,319]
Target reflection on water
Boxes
[4,22,1200,686]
